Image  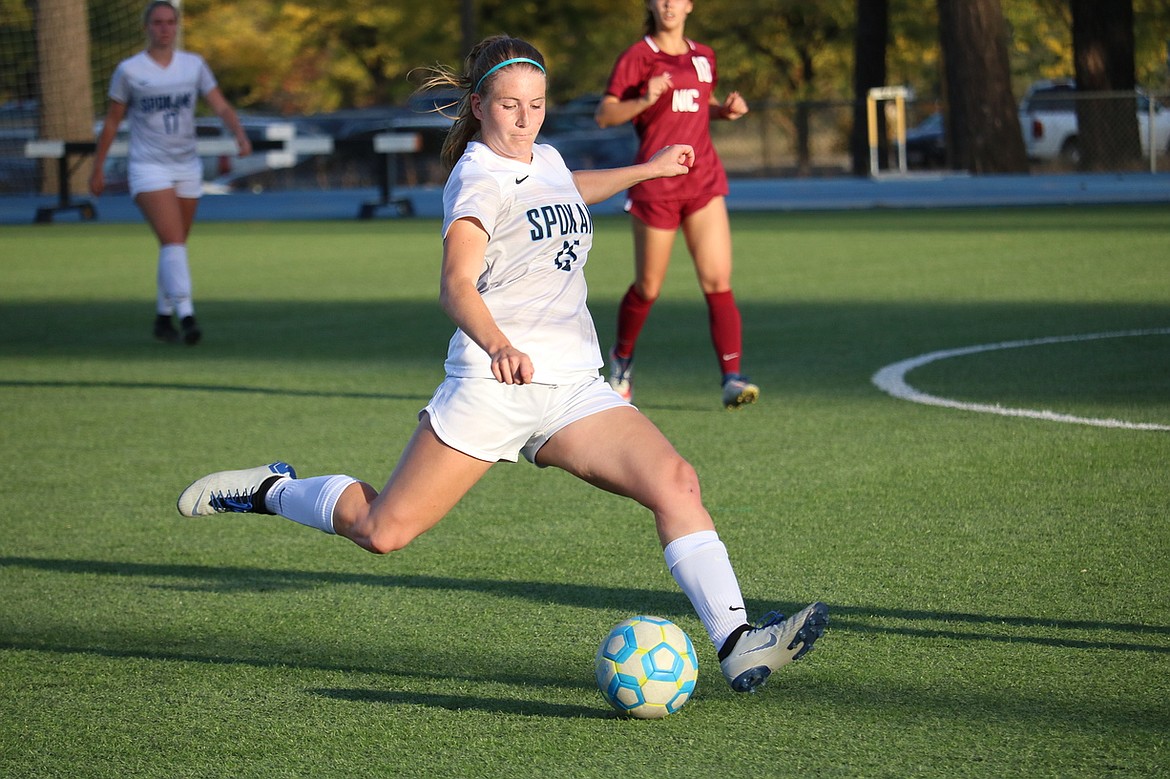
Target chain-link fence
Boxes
[713,88,1170,177]
[712,99,856,178]
[4,89,1169,197]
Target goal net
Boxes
[1,0,145,195]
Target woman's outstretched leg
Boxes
[177,415,493,555]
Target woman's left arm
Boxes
[571,144,695,205]
[710,90,749,121]
[205,87,252,157]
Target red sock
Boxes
[705,290,743,376]
[614,285,654,359]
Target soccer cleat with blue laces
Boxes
[719,602,829,692]
[177,462,296,517]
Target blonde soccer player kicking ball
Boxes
[177,35,827,693]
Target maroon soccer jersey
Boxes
[604,37,729,203]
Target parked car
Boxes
[0,126,38,193]
[903,111,946,169]
[539,93,638,170]
[0,100,41,193]
[543,92,608,135]
[540,125,638,171]
[1019,78,1170,164]
[197,115,332,192]
[303,101,453,189]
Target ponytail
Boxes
[413,35,546,171]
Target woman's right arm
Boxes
[594,72,673,129]
[440,217,534,385]
[89,100,126,196]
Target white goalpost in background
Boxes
[867,85,911,177]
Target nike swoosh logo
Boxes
[741,634,778,654]
[722,352,740,361]
[515,175,529,184]
[729,605,746,612]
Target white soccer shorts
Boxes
[423,374,630,464]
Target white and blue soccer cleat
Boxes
[177,462,296,517]
[719,602,829,692]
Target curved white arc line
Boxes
[871,328,1170,431]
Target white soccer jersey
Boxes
[441,141,600,384]
[108,50,217,167]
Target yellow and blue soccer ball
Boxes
[594,615,699,719]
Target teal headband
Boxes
[474,57,545,94]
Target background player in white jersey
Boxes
[90,0,251,345]
[176,36,827,694]
[597,0,757,409]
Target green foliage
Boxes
[0,0,35,102]
[697,0,856,99]
[184,0,465,112]
[6,0,1169,114]
[1,206,1168,777]
[182,0,1170,113]
[999,0,1170,87]
[1134,0,1170,87]
[1004,0,1073,84]
[477,0,641,103]
[888,1,943,95]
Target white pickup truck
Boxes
[1019,79,1170,164]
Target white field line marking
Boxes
[871,328,1170,431]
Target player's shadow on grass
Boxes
[4,298,1167,416]
[0,635,624,723]
[3,556,1168,656]
[2,297,1168,415]
[0,378,431,403]
[312,688,604,718]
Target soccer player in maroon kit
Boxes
[596,0,757,410]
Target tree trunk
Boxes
[36,0,94,196]
[937,0,1028,173]
[1070,0,1141,171]
[851,0,888,176]
[461,0,477,59]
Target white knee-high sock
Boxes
[664,530,749,651]
[264,475,356,535]
[157,243,195,319]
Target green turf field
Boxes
[1,206,1167,778]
